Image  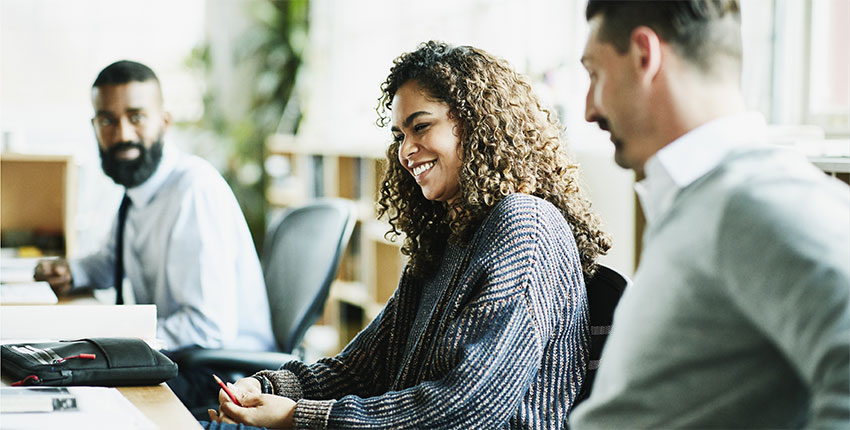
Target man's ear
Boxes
[629,26,662,86]
[162,111,173,132]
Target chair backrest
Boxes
[261,198,357,354]
[573,263,631,407]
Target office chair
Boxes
[572,263,631,408]
[173,198,357,383]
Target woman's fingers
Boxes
[240,392,263,407]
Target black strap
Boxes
[114,194,131,305]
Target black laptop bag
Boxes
[1,338,177,386]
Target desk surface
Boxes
[119,384,203,429]
[2,291,203,429]
[0,381,202,429]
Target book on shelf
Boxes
[0,387,78,413]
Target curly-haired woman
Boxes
[206,40,611,430]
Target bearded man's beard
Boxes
[99,138,164,188]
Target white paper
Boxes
[0,257,41,283]
[0,305,157,342]
[0,387,77,413]
[0,282,58,305]
[0,386,155,429]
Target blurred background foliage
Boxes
[186,0,310,250]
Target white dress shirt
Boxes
[71,144,275,352]
[634,111,768,225]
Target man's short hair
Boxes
[93,60,160,88]
[586,0,742,76]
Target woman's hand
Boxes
[207,377,261,424]
[208,392,296,429]
[231,377,263,398]
[207,377,295,428]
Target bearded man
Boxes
[34,60,275,409]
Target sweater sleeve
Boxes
[717,180,850,428]
[289,194,586,429]
[310,297,542,429]
[253,286,405,402]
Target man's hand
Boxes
[208,377,295,429]
[33,258,73,296]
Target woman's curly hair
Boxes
[376,40,611,280]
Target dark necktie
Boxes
[114,194,131,305]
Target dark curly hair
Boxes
[376,40,611,280]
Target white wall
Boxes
[4,0,840,275]
[297,0,637,273]
[0,0,206,255]
[0,0,641,274]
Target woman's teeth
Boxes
[413,161,436,176]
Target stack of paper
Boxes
[0,257,41,283]
[1,258,59,305]
[0,305,157,345]
[0,282,58,305]
[0,386,155,429]
[0,387,78,413]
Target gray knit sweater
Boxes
[256,193,590,429]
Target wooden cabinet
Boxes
[0,153,76,257]
[265,135,404,351]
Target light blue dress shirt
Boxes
[71,144,275,352]
[634,111,768,225]
[571,112,850,428]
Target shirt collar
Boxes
[635,111,767,225]
[125,143,178,207]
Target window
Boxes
[808,0,850,135]
[747,0,850,138]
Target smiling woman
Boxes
[390,81,463,204]
[377,41,611,281]
[206,41,612,430]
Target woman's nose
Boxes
[399,136,419,165]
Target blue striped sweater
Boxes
[256,193,589,429]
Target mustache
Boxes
[596,117,610,132]
[106,141,145,160]
[99,139,163,188]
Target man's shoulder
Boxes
[717,148,846,210]
[689,147,836,213]
[167,153,229,190]
[708,147,850,244]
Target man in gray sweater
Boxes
[571,1,849,428]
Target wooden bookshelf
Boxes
[0,153,76,257]
[265,135,403,351]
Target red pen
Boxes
[212,374,243,407]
